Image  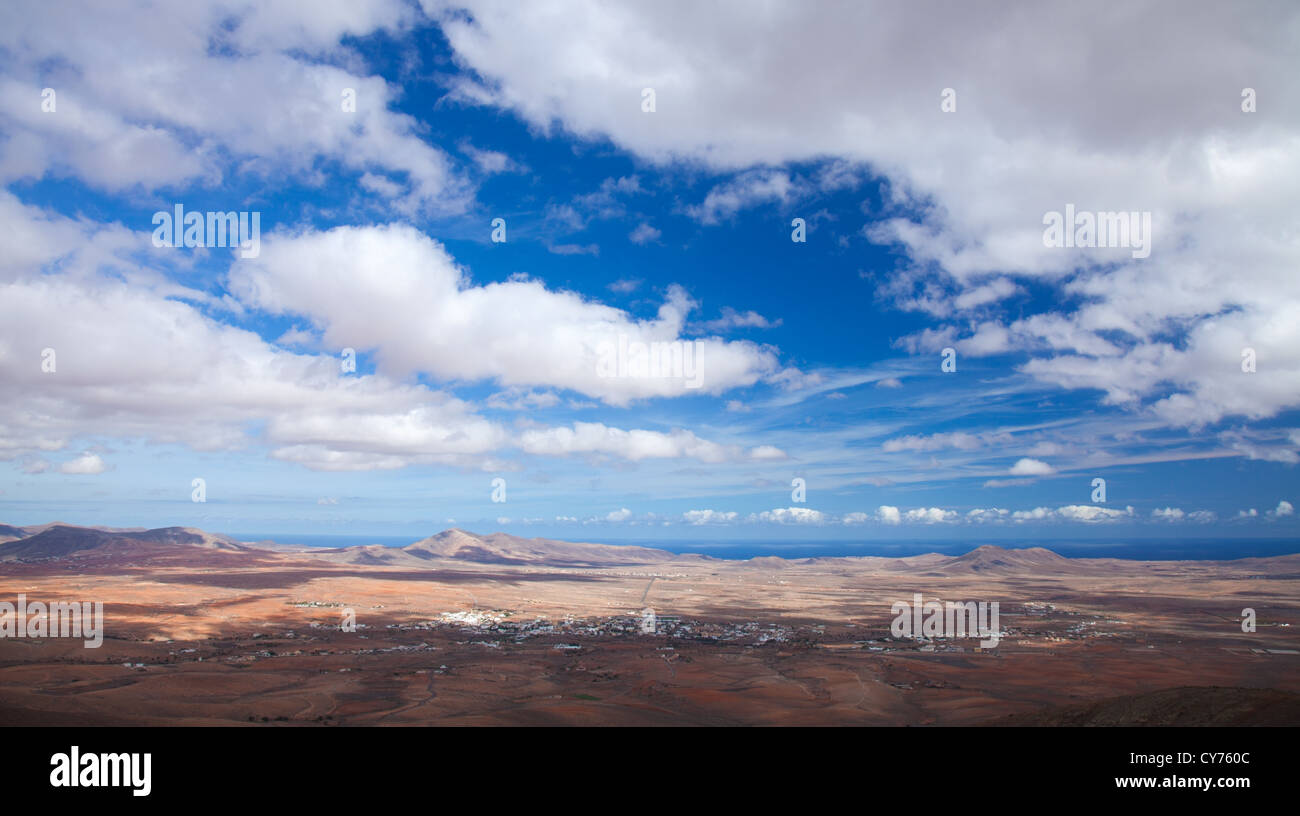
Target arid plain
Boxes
[1,523,1297,726]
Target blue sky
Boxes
[1,2,1298,543]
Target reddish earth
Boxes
[1,524,1297,725]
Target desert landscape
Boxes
[1,523,1297,726]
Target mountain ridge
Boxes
[4,521,1299,571]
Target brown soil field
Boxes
[2,542,1297,725]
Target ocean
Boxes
[226,533,1300,562]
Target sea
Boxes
[226,534,1300,562]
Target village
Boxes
[51,599,1144,675]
